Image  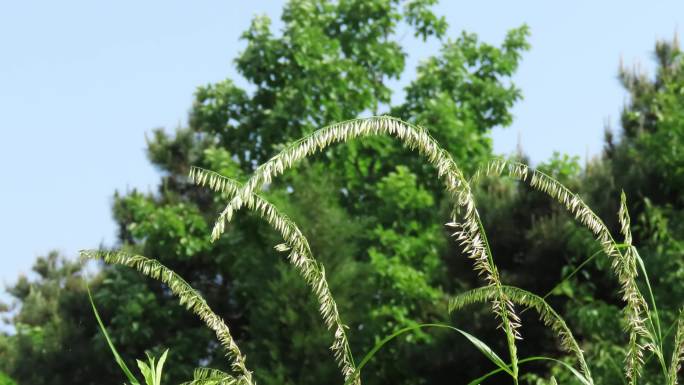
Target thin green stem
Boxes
[655,349,670,380]
[520,248,603,317]
[476,217,519,383]
[633,250,668,377]
[635,251,663,342]
[541,248,603,301]
[642,320,677,366]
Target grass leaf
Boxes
[467,356,591,385]
[86,282,140,385]
[155,349,168,385]
[343,323,512,385]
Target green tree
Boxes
[2,1,530,384]
[0,372,17,385]
[0,252,117,385]
[516,36,684,385]
[585,36,684,385]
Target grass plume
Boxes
[80,250,255,385]
[207,116,522,380]
[188,166,356,381]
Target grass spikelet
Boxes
[669,309,684,385]
[189,166,357,383]
[450,285,593,384]
[617,191,653,381]
[474,158,656,382]
[79,250,255,385]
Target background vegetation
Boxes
[1,1,682,384]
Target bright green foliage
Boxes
[392,27,529,176]
[0,372,16,385]
[367,165,444,342]
[536,152,582,182]
[136,350,169,385]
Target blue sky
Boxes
[1,0,683,293]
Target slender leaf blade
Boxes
[344,323,512,385]
[86,282,140,385]
[156,349,169,385]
